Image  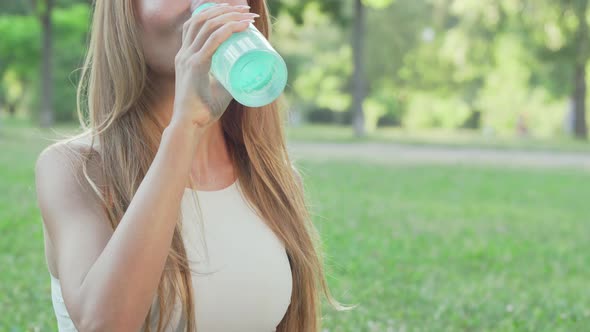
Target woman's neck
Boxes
[150,77,234,187]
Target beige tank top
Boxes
[49,179,293,331]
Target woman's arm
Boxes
[36,123,199,332]
[36,4,255,330]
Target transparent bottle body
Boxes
[192,3,288,107]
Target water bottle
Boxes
[192,2,288,108]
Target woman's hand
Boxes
[171,3,258,130]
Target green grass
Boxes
[286,124,590,153]
[1,120,589,331]
[0,122,60,331]
[307,161,590,331]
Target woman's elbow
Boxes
[74,305,135,332]
[77,314,139,332]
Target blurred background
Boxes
[1,0,590,331]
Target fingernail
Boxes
[246,13,260,17]
[240,19,254,23]
[236,5,251,9]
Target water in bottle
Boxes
[192,2,288,107]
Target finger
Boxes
[182,4,223,40]
[194,19,254,62]
[189,11,258,52]
[182,4,250,49]
[185,5,253,48]
[182,4,230,49]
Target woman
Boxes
[35,0,349,331]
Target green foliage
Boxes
[0,0,34,15]
[476,36,567,136]
[292,45,352,113]
[275,4,352,118]
[0,14,40,118]
[275,0,407,131]
[403,92,471,129]
[2,0,590,136]
[51,4,90,122]
[2,70,26,107]
[0,4,90,121]
[364,79,401,130]
[269,0,350,26]
[0,14,40,79]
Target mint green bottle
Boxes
[192,3,288,108]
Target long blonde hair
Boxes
[59,0,353,331]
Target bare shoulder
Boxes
[35,132,106,215]
[37,133,101,163]
[35,134,111,279]
[35,134,104,198]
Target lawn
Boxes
[308,161,590,331]
[1,120,589,331]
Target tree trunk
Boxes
[352,0,367,137]
[40,0,54,128]
[573,62,588,139]
[8,102,17,116]
[571,0,589,140]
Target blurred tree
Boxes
[399,0,504,130]
[52,4,91,122]
[0,0,90,13]
[273,3,352,124]
[0,0,89,125]
[521,0,590,139]
[0,1,37,119]
[2,0,586,139]
[0,1,90,123]
[272,0,394,136]
[37,0,55,127]
[394,0,570,136]
[0,0,54,126]
[0,14,40,118]
[268,0,586,138]
[352,0,367,137]
[0,1,33,14]
[268,0,348,26]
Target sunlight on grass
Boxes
[305,161,590,331]
[1,120,589,331]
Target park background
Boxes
[1,0,590,331]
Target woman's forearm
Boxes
[76,123,199,331]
